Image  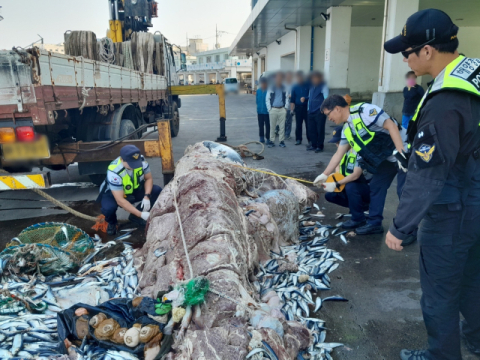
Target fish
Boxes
[323,295,348,302]
[340,235,348,245]
[313,203,320,211]
[121,228,137,232]
[246,348,267,358]
[11,333,23,355]
[314,297,322,312]
[154,249,167,258]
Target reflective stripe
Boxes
[107,156,144,195]
[343,103,376,152]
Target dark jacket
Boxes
[291,82,310,106]
[306,83,329,114]
[266,85,290,112]
[402,85,425,115]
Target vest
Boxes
[407,56,480,145]
[269,86,287,108]
[406,56,480,205]
[340,150,358,177]
[343,103,395,174]
[107,156,145,195]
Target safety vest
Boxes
[407,56,480,145]
[107,157,145,195]
[339,150,358,177]
[342,103,395,173]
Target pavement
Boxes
[0,94,476,359]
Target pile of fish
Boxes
[0,232,143,359]
[253,205,348,360]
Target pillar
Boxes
[252,58,257,89]
[203,72,208,84]
[296,26,312,72]
[373,0,419,119]
[216,72,221,84]
[324,6,352,95]
[230,67,237,80]
[193,73,199,84]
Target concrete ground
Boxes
[0,94,476,359]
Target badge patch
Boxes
[415,144,435,163]
[369,108,378,117]
[418,131,424,139]
[450,58,480,90]
[126,185,132,190]
[132,153,140,160]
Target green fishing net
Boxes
[182,277,210,306]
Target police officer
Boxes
[383,9,480,360]
[98,145,162,235]
[322,126,370,229]
[314,95,407,235]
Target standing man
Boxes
[290,71,310,146]
[266,72,290,148]
[284,71,294,140]
[322,126,370,229]
[402,71,425,129]
[255,77,270,143]
[98,145,162,235]
[314,95,406,235]
[304,72,329,153]
[383,9,480,360]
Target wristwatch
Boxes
[144,193,151,199]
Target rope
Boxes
[220,141,265,157]
[232,165,314,184]
[98,38,115,64]
[172,181,194,280]
[79,56,91,112]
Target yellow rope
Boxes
[232,165,314,184]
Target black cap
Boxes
[120,145,143,169]
[329,126,344,143]
[384,9,458,54]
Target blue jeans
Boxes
[325,178,370,222]
[402,114,414,129]
[101,184,162,225]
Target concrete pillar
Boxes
[230,67,237,79]
[373,0,419,119]
[216,72,221,84]
[184,74,189,84]
[296,26,312,72]
[193,73,199,84]
[203,72,208,84]
[324,6,352,94]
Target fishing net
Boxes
[182,277,210,307]
[0,222,95,275]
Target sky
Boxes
[0,0,251,51]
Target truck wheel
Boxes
[170,102,180,138]
[119,119,138,139]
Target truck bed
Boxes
[0,48,168,125]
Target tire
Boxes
[119,119,138,139]
[89,174,106,186]
[170,102,180,138]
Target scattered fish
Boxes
[154,249,167,258]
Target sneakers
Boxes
[259,136,265,143]
[107,223,118,235]
[306,146,315,151]
[342,219,366,230]
[279,141,286,148]
[295,140,301,145]
[128,213,147,227]
[461,320,480,355]
[315,148,323,153]
[306,142,312,148]
[268,142,276,148]
[400,350,428,360]
[355,223,384,235]
[285,136,292,140]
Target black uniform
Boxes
[390,90,480,360]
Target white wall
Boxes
[281,54,295,70]
[266,31,296,71]
[348,27,383,95]
[458,27,480,58]
[297,26,312,72]
[313,27,326,72]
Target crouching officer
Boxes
[383,9,480,360]
[97,145,162,235]
[322,126,370,229]
[314,95,407,235]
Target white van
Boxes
[224,78,239,94]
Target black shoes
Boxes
[355,223,384,235]
[306,146,315,151]
[107,223,118,236]
[400,350,428,360]
[279,141,286,148]
[268,142,276,148]
[295,140,301,145]
[342,219,366,230]
[128,213,147,227]
[315,148,323,153]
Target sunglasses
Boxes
[401,38,436,59]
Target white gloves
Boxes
[313,173,328,187]
[141,212,150,221]
[322,182,337,193]
[141,198,151,212]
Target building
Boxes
[186,38,209,55]
[181,47,252,85]
[230,0,480,118]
